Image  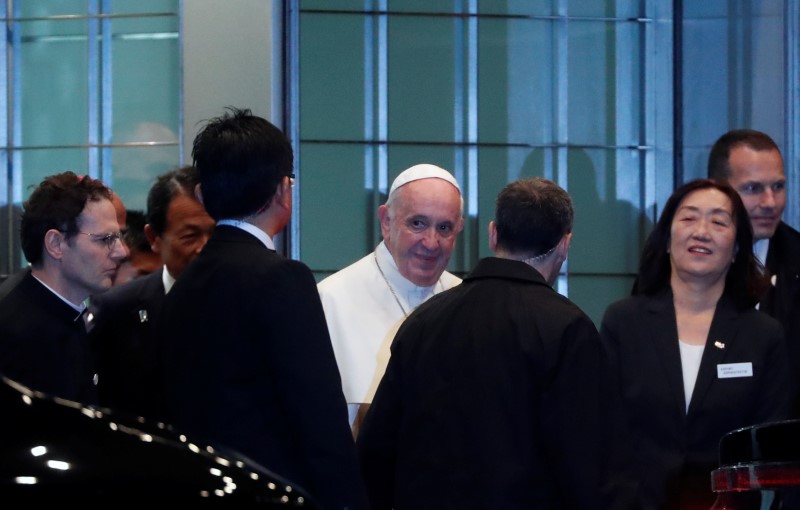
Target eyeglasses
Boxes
[66,231,123,250]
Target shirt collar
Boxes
[162,265,177,294]
[217,219,275,250]
[31,274,85,315]
[753,237,770,266]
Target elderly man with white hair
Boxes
[318,163,464,434]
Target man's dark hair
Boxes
[494,177,574,257]
[122,210,152,254]
[191,107,293,221]
[20,171,112,266]
[635,178,768,308]
[146,165,200,235]
[707,129,781,180]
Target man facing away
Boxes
[356,177,605,510]
[158,108,368,510]
[89,165,214,418]
[317,163,465,434]
[708,129,800,414]
[0,172,128,404]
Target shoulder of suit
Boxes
[776,221,800,245]
[91,271,162,310]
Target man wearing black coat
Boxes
[708,129,800,415]
[89,165,214,419]
[158,108,367,510]
[0,172,128,404]
[357,177,609,509]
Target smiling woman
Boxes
[600,179,791,509]
[668,187,738,294]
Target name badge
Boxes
[717,362,753,379]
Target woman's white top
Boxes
[678,340,706,413]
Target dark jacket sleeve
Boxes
[262,260,370,510]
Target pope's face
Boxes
[380,179,463,287]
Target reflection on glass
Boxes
[46,460,70,470]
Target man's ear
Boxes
[455,216,465,235]
[276,175,293,210]
[557,232,572,261]
[488,221,498,253]
[43,229,67,260]
[144,224,162,254]
[194,183,203,205]
[378,204,391,238]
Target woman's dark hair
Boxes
[634,178,768,308]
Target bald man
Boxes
[318,164,465,433]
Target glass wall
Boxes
[292,0,675,324]
[0,0,180,274]
[681,0,789,190]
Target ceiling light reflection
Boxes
[46,460,70,471]
[30,446,46,457]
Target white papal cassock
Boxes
[318,240,461,424]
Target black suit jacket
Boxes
[357,257,606,510]
[89,269,166,419]
[601,290,789,510]
[761,221,800,414]
[158,226,367,510]
[0,271,98,404]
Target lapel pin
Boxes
[138,309,149,323]
[714,340,725,349]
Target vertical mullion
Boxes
[9,0,20,205]
[453,0,464,185]
[377,0,388,206]
[285,1,300,259]
[555,0,569,296]
[786,0,799,229]
[101,0,113,185]
[363,0,375,245]
[1,0,9,272]
[452,1,466,270]
[87,1,99,179]
[466,0,478,271]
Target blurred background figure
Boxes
[601,179,789,509]
[112,210,161,287]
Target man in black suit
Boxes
[89,166,214,418]
[158,108,368,510]
[357,177,606,509]
[708,129,800,415]
[0,172,128,404]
